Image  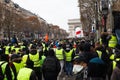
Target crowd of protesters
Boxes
[0,30,120,80]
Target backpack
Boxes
[43,57,57,72]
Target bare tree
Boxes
[78,0,100,37]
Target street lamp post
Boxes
[109,0,113,31]
[102,0,109,32]
[95,0,99,41]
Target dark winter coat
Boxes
[88,57,107,79]
[42,56,61,80]
[82,51,97,64]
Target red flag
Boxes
[45,33,49,42]
[76,31,81,35]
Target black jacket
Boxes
[42,56,61,78]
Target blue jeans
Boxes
[115,29,120,45]
[65,62,73,76]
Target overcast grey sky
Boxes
[12,0,80,31]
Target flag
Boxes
[76,31,81,35]
[45,33,49,42]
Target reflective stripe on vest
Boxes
[96,50,102,58]
[56,49,64,60]
[65,49,73,61]
[108,35,117,48]
[29,53,41,67]
[11,46,15,51]
[17,68,32,80]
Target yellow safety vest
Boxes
[108,35,117,48]
[0,61,15,80]
[17,68,32,80]
[29,44,33,48]
[96,50,102,59]
[112,61,116,70]
[73,48,76,52]
[0,61,8,80]
[42,43,46,51]
[15,47,20,54]
[112,58,120,69]
[39,55,46,65]
[110,54,115,60]
[43,47,49,52]
[29,53,41,67]
[100,38,102,45]
[42,43,45,47]
[21,55,28,67]
[21,46,25,50]
[5,46,10,54]
[56,49,64,60]
[22,53,41,67]
[11,46,15,51]
[13,62,24,74]
[65,49,73,61]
